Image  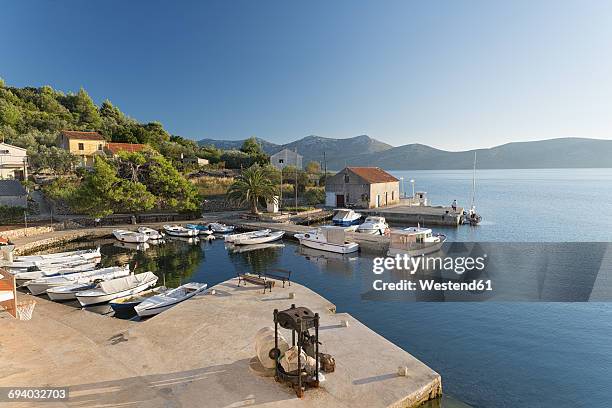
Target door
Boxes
[376,194,380,208]
[336,194,345,207]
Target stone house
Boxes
[270,148,303,170]
[324,167,400,209]
[0,142,28,180]
[57,130,106,167]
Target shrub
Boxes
[304,187,325,205]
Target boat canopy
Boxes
[320,226,347,245]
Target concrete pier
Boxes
[1,278,442,407]
[360,205,463,227]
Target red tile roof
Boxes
[347,167,399,183]
[105,142,147,154]
[61,130,105,141]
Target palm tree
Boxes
[227,166,277,214]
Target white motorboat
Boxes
[295,226,359,254]
[332,208,362,227]
[208,223,235,233]
[232,230,285,245]
[76,272,159,306]
[357,216,389,235]
[3,248,102,271]
[113,229,149,243]
[25,265,131,296]
[163,225,199,237]
[387,226,446,257]
[114,241,150,251]
[185,224,214,236]
[47,281,97,301]
[135,282,208,317]
[109,286,168,313]
[137,227,165,240]
[224,229,271,243]
[13,260,100,285]
[8,248,99,263]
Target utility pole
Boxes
[295,165,298,209]
[323,151,327,185]
[279,167,283,211]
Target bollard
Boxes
[397,366,409,376]
[341,319,350,327]
[288,292,295,299]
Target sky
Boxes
[3,0,612,151]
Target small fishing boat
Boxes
[357,216,389,235]
[332,208,362,226]
[114,241,150,251]
[224,229,271,243]
[387,226,446,257]
[185,224,214,236]
[137,227,164,240]
[163,225,199,237]
[109,286,168,313]
[208,223,235,233]
[232,230,285,245]
[76,272,159,306]
[47,282,97,301]
[113,229,149,243]
[226,242,285,254]
[13,260,100,285]
[135,282,208,317]
[295,226,359,254]
[3,248,102,271]
[8,248,99,263]
[25,265,131,296]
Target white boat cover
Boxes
[99,272,157,294]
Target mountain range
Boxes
[198,135,612,170]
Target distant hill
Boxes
[199,136,612,170]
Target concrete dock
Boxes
[360,204,463,227]
[1,278,442,407]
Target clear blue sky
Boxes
[3,0,612,150]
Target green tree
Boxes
[240,137,263,155]
[227,165,277,214]
[71,156,121,218]
[305,161,321,175]
[117,180,156,214]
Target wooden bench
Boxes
[237,273,274,294]
[264,268,291,288]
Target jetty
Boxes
[1,276,442,407]
[360,203,463,227]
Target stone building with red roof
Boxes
[324,167,400,208]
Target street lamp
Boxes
[410,179,415,199]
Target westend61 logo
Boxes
[371,253,492,293]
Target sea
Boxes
[49,168,612,408]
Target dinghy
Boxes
[295,226,359,254]
[208,223,235,233]
[163,225,199,237]
[137,227,164,240]
[357,216,389,235]
[47,282,96,301]
[3,248,102,271]
[135,282,207,317]
[109,286,168,313]
[232,230,284,245]
[9,248,99,263]
[224,229,271,243]
[113,229,149,243]
[14,260,100,285]
[185,224,214,236]
[332,208,362,226]
[76,272,159,306]
[25,265,131,296]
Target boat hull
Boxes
[76,279,158,306]
[135,284,207,317]
[297,237,359,254]
[332,219,361,227]
[387,239,445,257]
[233,231,284,245]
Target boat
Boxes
[109,286,168,313]
[357,216,389,235]
[2,248,102,271]
[208,223,235,233]
[224,229,271,243]
[226,242,285,254]
[232,230,285,245]
[463,152,482,226]
[185,224,214,236]
[47,282,98,301]
[8,248,99,263]
[137,227,165,240]
[113,229,149,243]
[135,282,208,317]
[76,272,159,306]
[387,226,446,257]
[113,241,150,251]
[332,208,362,226]
[294,226,359,254]
[13,260,101,285]
[25,265,131,296]
[163,225,199,237]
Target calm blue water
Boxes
[51,169,612,408]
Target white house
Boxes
[270,148,303,170]
[0,142,28,180]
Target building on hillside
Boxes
[324,167,400,209]
[0,179,27,208]
[270,148,302,170]
[182,156,209,166]
[57,130,106,167]
[104,142,147,157]
[0,143,28,180]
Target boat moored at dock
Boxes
[387,226,446,257]
[113,229,149,243]
[137,227,165,240]
[225,229,271,243]
[232,230,284,245]
[357,216,389,235]
[25,265,131,296]
[295,226,359,254]
[135,282,208,317]
[76,272,159,306]
[109,286,168,313]
[185,224,214,236]
[163,225,199,237]
[207,223,235,233]
[332,208,362,226]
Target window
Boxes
[0,150,9,155]
[344,174,349,183]
[392,191,395,200]
[98,144,103,150]
[78,143,84,151]
[279,159,284,164]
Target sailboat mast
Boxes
[471,151,477,209]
